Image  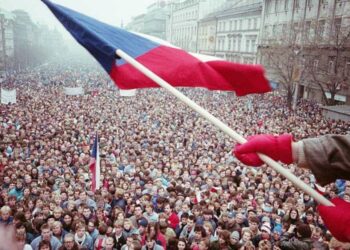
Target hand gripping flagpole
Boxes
[116,49,334,207]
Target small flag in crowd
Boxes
[89,133,100,192]
[42,0,272,96]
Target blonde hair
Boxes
[52,221,62,228]
[0,205,11,214]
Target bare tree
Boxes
[306,21,350,106]
[260,24,307,109]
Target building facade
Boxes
[0,9,15,73]
[166,0,226,52]
[143,2,167,39]
[168,0,202,52]
[0,9,66,73]
[197,0,262,63]
[125,14,145,33]
[214,0,262,63]
[258,0,350,104]
[126,2,168,40]
[197,13,217,55]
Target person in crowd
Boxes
[175,213,188,238]
[103,237,116,250]
[74,222,93,250]
[279,223,313,250]
[179,216,195,240]
[113,220,127,249]
[31,224,62,250]
[38,240,53,250]
[141,235,163,250]
[59,233,79,250]
[0,205,13,225]
[52,221,67,244]
[16,232,33,250]
[176,238,188,250]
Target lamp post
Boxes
[292,47,301,110]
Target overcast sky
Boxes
[0,0,156,28]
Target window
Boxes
[264,25,270,38]
[284,0,289,11]
[233,39,236,51]
[313,59,319,70]
[266,1,270,13]
[234,20,237,30]
[318,20,326,38]
[333,18,342,37]
[229,21,233,31]
[328,57,335,73]
[239,20,243,30]
[237,38,241,51]
[306,0,312,8]
[282,23,287,38]
[254,18,258,29]
[228,38,231,50]
[251,39,256,52]
[246,40,250,52]
[274,0,278,12]
[248,19,251,30]
[293,22,299,32]
[305,21,311,40]
[272,25,277,34]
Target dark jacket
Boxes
[114,234,126,250]
[280,233,313,250]
[301,135,350,185]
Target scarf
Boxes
[75,233,86,245]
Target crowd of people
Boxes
[1,64,350,250]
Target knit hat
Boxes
[137,218,148,228]
[262,203,273,213]
[228,212,235,218]
[261,216,270,224]
[230,231,240,240]
[260,222,271,234]
[273,225,282,235]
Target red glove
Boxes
[233,134,293,166]
[318,198,350,242]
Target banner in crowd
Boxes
[63,86,84,95]
[119,89,137,97]
[42,0,272,96]
[1,88,16,104]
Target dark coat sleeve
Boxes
[302,135,350,186]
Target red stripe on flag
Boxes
[110,46,271,96]
[89,159,96,192]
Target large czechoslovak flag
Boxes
[42,0,272,96]
[89,134,100,192]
